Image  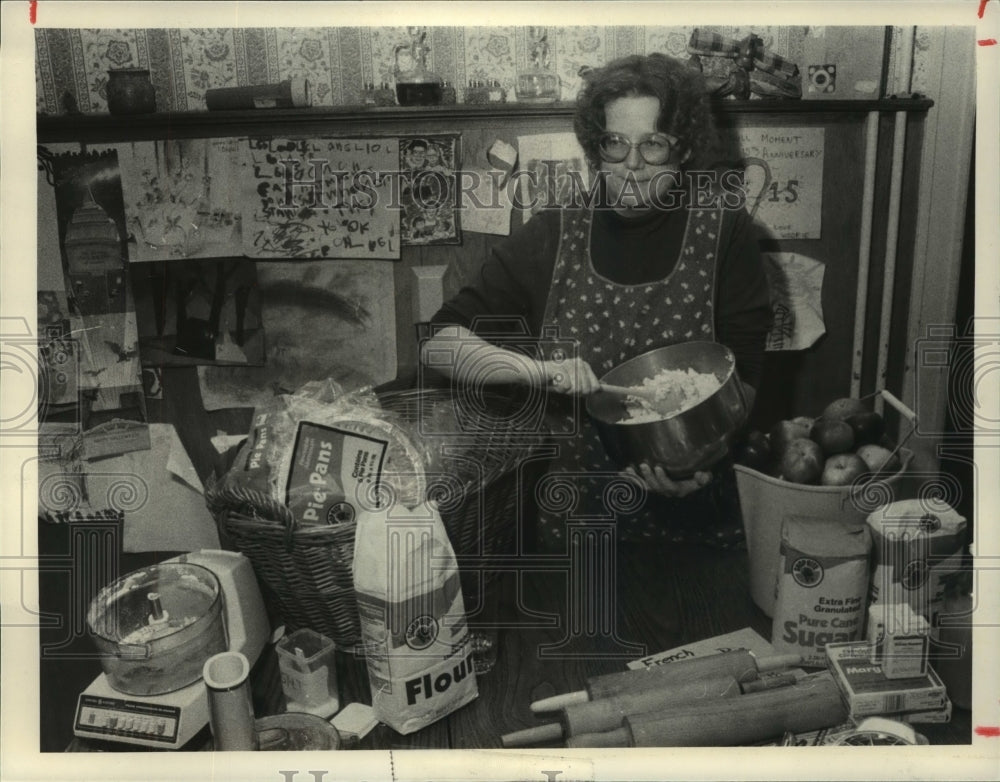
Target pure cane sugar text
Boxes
[771,518,872,666]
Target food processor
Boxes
[73,549,269,749]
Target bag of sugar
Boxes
[352,500,477,734]
[771,517,872,666]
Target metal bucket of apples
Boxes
[733,389,915,617]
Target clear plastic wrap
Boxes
[216,379,434,525]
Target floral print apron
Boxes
[535,205,745,549]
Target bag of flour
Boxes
[352,500,477,734]
[866,498,967,635]
[771,517,872,666]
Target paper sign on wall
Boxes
[517,133,589,223]
[118,139,244,262]
[762,251,826,351]
[734,126,825,240]
[242,137,399,259]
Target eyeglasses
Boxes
[597,131,686,165]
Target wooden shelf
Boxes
[37,98,934,144]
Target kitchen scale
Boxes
[73,549,270,749]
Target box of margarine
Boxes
[826,641,946,718]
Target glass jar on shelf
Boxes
[393,27,443,106]
[441,80,457,105]
[374,82,396,106]
[487,79,507,103]
[515,27,560,103]
[464,80,490,105]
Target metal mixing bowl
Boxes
[586,341,748,478]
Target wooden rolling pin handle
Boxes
[754,653,802,672]
[500,722,564,748]
[530,689,590,713]
[740,670,800,693]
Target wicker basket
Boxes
[207,388,540,650]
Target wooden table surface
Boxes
[62,536,971,752]
[357,541,777,750]
[51,367,971,751]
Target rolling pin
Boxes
[502,671,800,747]
[564,671,846,748]
[529,650,801,712]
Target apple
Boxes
[845,410,884,447]
[734,430,772,473]
[778,437,824,484]
[821,453,869,486]
[821,397,869,423]
[856,443,902,475]
[810,418,855,456]
[769,416,814,458]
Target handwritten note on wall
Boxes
[735,127,825,240]
[242,137,399,259]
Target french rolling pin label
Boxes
[628,627,776,670]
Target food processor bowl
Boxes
[86,562,227,696]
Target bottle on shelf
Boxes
[393,27,443,106]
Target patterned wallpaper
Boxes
[36,25,826,114]
[36,25,937,116]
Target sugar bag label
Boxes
[772,517,871,666]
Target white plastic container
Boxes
[276,628,340,718]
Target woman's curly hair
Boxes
[574,53,715,170]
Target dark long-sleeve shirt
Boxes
[431,204,772,388]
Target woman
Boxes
[422,53,772,548]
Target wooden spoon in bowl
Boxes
[599,382,676,414]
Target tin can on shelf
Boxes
[106,68,156,115]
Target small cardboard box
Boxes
[866,602,931,679]
[899,698,953,724]
[826,641,947,718]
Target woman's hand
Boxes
[540,356,602,395]
[623,463,711,498]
